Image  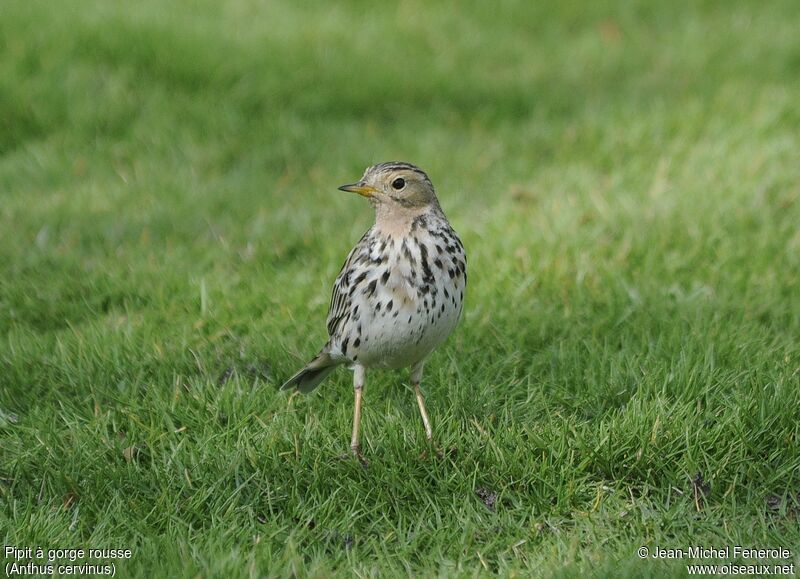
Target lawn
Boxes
[1,0,799,576]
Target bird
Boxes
[280,161,467,460]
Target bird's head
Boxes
[338,162,439,211]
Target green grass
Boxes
[2,0,800,576]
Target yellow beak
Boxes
[338,181,377,197]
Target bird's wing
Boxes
[326,227,373,338]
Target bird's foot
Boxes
[341,445,369,468]
[419,443,457,461]
[419,439,443,460]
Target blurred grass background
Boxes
[1,0,799,576]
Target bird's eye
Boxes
[391,177,406,190]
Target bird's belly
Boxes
[353,296,462,369]
[328,223,467,370]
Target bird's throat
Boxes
[373,204,436,238]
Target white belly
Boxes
[327,213,467,370]
[355,288,462,369]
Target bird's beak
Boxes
[338,181,377,198]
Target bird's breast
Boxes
[342,224,466,369]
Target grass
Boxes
[1,0,799,576]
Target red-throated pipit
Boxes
[281,162,467,460]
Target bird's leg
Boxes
[350,364,367,463]
[410,362,433,442]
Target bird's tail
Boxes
[280,351,341,393]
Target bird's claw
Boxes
[419,444,456,461]
[344,446,369,468]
